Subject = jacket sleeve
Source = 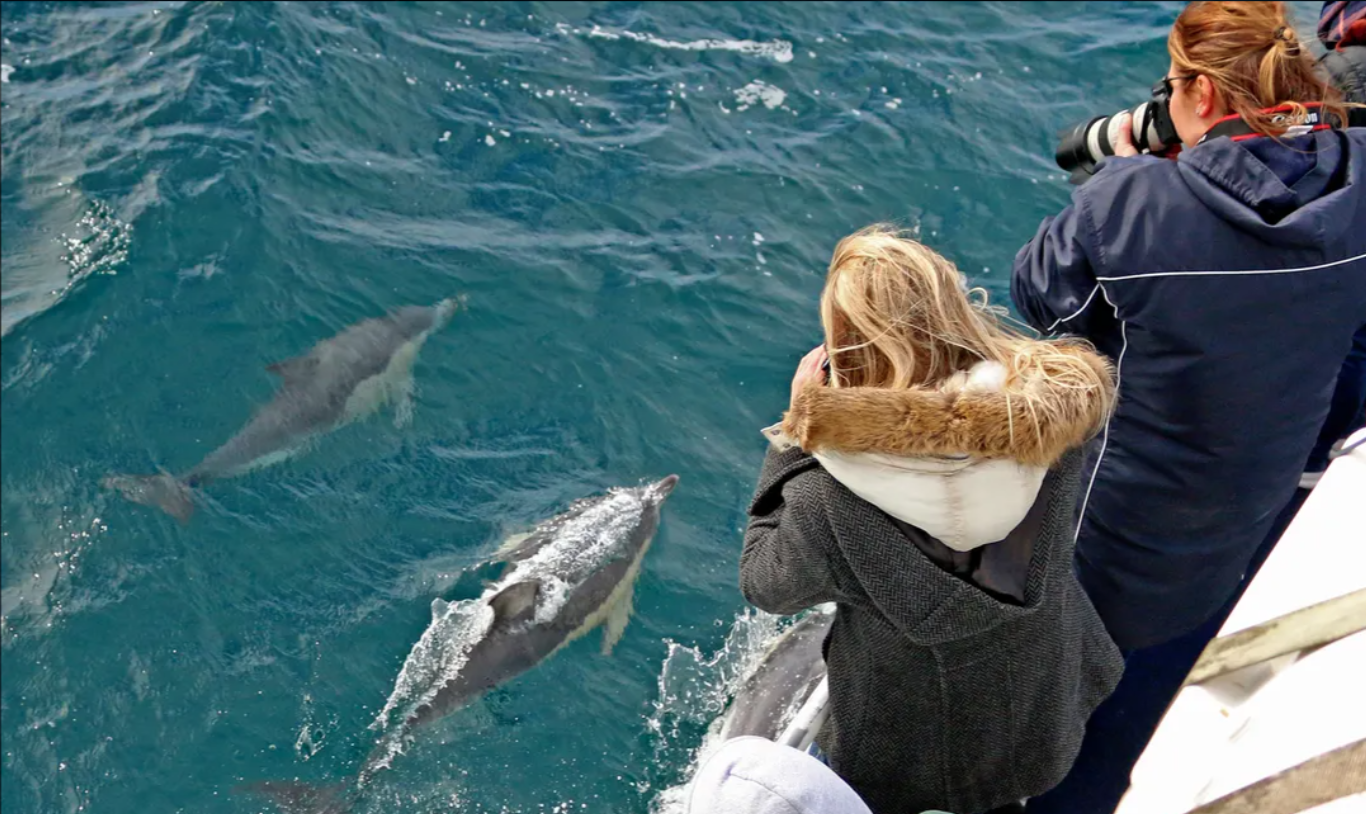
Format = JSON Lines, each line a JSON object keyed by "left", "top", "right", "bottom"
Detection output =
{"left": 1306, "top": 324, "right": 1366, "bottom": 472}
{"left": 739, "top": 446, "right": 846, "bottom": 615}
{"left": 1011, "top": 198, "right": 1105, "bottom": 337}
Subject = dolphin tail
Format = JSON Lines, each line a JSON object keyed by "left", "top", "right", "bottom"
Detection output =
{"left": 102, "top": 471, "right": 196, "bottom": 523}
{"left": 238, "top": 779, "right": 355, "bottom": 814}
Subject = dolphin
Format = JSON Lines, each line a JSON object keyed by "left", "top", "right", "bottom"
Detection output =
{"left": 245, "top": 475, "right": 679, "bottom": 813}
{"left": 103, "top": 298, "right": 460, "bottom": 521}
{"left": 719, "top": 606, "right": 832, "bottom": 741}
{"left": 649, "top": 607, "right": 833, "bottom": 814}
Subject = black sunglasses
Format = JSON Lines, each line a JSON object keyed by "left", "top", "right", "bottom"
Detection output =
{"left": 1152, "top": 74, "right": 1199, "bottom": 102}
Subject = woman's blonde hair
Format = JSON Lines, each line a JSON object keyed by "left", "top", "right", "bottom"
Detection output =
{"left": 819, "top": 226, "right": 1114, "bottom": 428}
{"left": 1170, "top": 1, "right": 1349, "bottom": 138}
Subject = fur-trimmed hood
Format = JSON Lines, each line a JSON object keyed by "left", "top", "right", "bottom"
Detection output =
{"left": 763, "top": 351, "right": 1112, "bottom": 551}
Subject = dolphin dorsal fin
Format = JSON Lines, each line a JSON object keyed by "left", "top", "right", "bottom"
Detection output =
{"left": 431, "top": 598, "right": 450, "bottom": 620}
{"left": 266, "top": 355, "right": 318, "bottom": 384}
{"left": 488, "top": 580, "right": 539, "bottom": 626}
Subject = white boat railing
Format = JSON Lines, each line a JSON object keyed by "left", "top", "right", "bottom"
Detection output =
{"left": 1117, "top": 427, "right": 1366, "bottom": 814}
{"left": 777, "top": 675, "right": 830, "bottom": 752}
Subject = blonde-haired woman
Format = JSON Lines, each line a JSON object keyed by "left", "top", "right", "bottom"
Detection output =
{"left": 740, "top": 227, "right": 1123, "bottom": 814}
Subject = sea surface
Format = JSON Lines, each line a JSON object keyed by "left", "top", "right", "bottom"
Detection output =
{"left": 0, "top": 2, "right": 1323, "bottom": 812}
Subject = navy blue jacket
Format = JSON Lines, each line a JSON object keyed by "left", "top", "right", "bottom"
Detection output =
{"left": 1307, "top": 326, "right": 1366, "bottom": 474}
{"left": 1012, "top": 128, "right": 1366, "bottom": 651}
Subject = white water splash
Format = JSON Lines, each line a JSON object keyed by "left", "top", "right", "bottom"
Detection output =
{"left": 293, "top": 691, "right": 338, "bottom": 762}
{"left": 60, "top": 198, "right": 132, "bottom": 283}
{"left": 572, "top": 24, "right": 793, "bottom": 63}
{"left": 646, "top": 608, "right": 784, "bottom": 814}
{"left": 733, "top": 81, "right": 786, "bottom": 112}
{"left": 533, "top": 575, "right": 572, "bottom": 624}
{"left": 651, "top": 717, "right": 727, "bottom": 814}
{"left": 366, "top": 599, "right": 494, "bottom": 772}
{"left": 1, "top": 64, "right": 14, "bottom": 83}
{"left": 502, "top": 488, "right": 649, "bottom": 623}
{"left": 0, "top": 499, "right": 110, "bottom": 641}
{"left": 3, "top": 191, "right": 133, "bottom": 338}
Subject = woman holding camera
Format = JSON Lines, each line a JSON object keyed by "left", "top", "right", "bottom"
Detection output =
{"left": 1012, "top": 2, "right": 1366, "bottom": 810}
{"left": 1014, "top": 0, "right": 1366, "bottom": 654}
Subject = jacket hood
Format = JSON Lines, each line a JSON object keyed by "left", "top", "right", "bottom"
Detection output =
{"left": 1177, "top": 129, "right": 1356, "bottom": 247}
{"left": 811, "top": 449, "right": 1046, "bottom": 551}
{"left": 765, "top": 351, "right": 1110, "bottom": 551}
{"left": 772, "top": 345, "right": 1111, "bottom": 467}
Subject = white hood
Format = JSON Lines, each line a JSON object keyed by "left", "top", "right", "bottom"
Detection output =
{"left": 813, "top": 449, "right": 1045, "bottom": 551}
{"left": 766, "top": 362, "right": 1051, "bottom": 551}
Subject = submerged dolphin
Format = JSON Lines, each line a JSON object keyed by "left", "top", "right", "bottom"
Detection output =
{"left": 650, "top": 607, "right": 833, "bottom": 813}
{"left": 247, "top": 475, "right": 679, "bottom": 813}
{"left": 720, "top": 606, "right": 832, "bottom": 741}
{"left": 104, "top": 299, "right": 460, "bottom": 521}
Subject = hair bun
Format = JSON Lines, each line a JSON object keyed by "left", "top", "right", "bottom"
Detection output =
{"left": 1273, "top": 25, "right": 1301, "bottom": 54}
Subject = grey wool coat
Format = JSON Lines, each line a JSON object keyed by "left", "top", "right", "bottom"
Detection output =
{"left": 741, "top": 445, "right": 1123, "bottom": 814}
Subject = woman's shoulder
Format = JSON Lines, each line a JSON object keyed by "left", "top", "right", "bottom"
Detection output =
{"left": 750, "top": 441, "right": 836, "bottom": 509}
{"left": 1069, "top": 153, "right": 1204, "bottom": 259}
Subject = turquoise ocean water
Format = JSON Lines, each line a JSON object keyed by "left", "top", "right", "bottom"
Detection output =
{"left": 0, "top": 2, "right": 1324, "bottom": 812}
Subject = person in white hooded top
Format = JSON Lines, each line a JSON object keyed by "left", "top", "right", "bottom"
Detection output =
{"left": 740, "top": 227, "right": 1124, "bottom": 814}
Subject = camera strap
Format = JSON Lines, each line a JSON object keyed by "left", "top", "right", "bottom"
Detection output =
{"left": 1199, "top": 102, "right": 1340, "bottom": 144}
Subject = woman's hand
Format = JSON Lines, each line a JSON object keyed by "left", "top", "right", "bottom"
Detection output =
{"left": 790, "top": 345, "right": 829, "bottom": 405}
{"left": 1113, "top": 113, "right": 1140, "bottom": 158}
